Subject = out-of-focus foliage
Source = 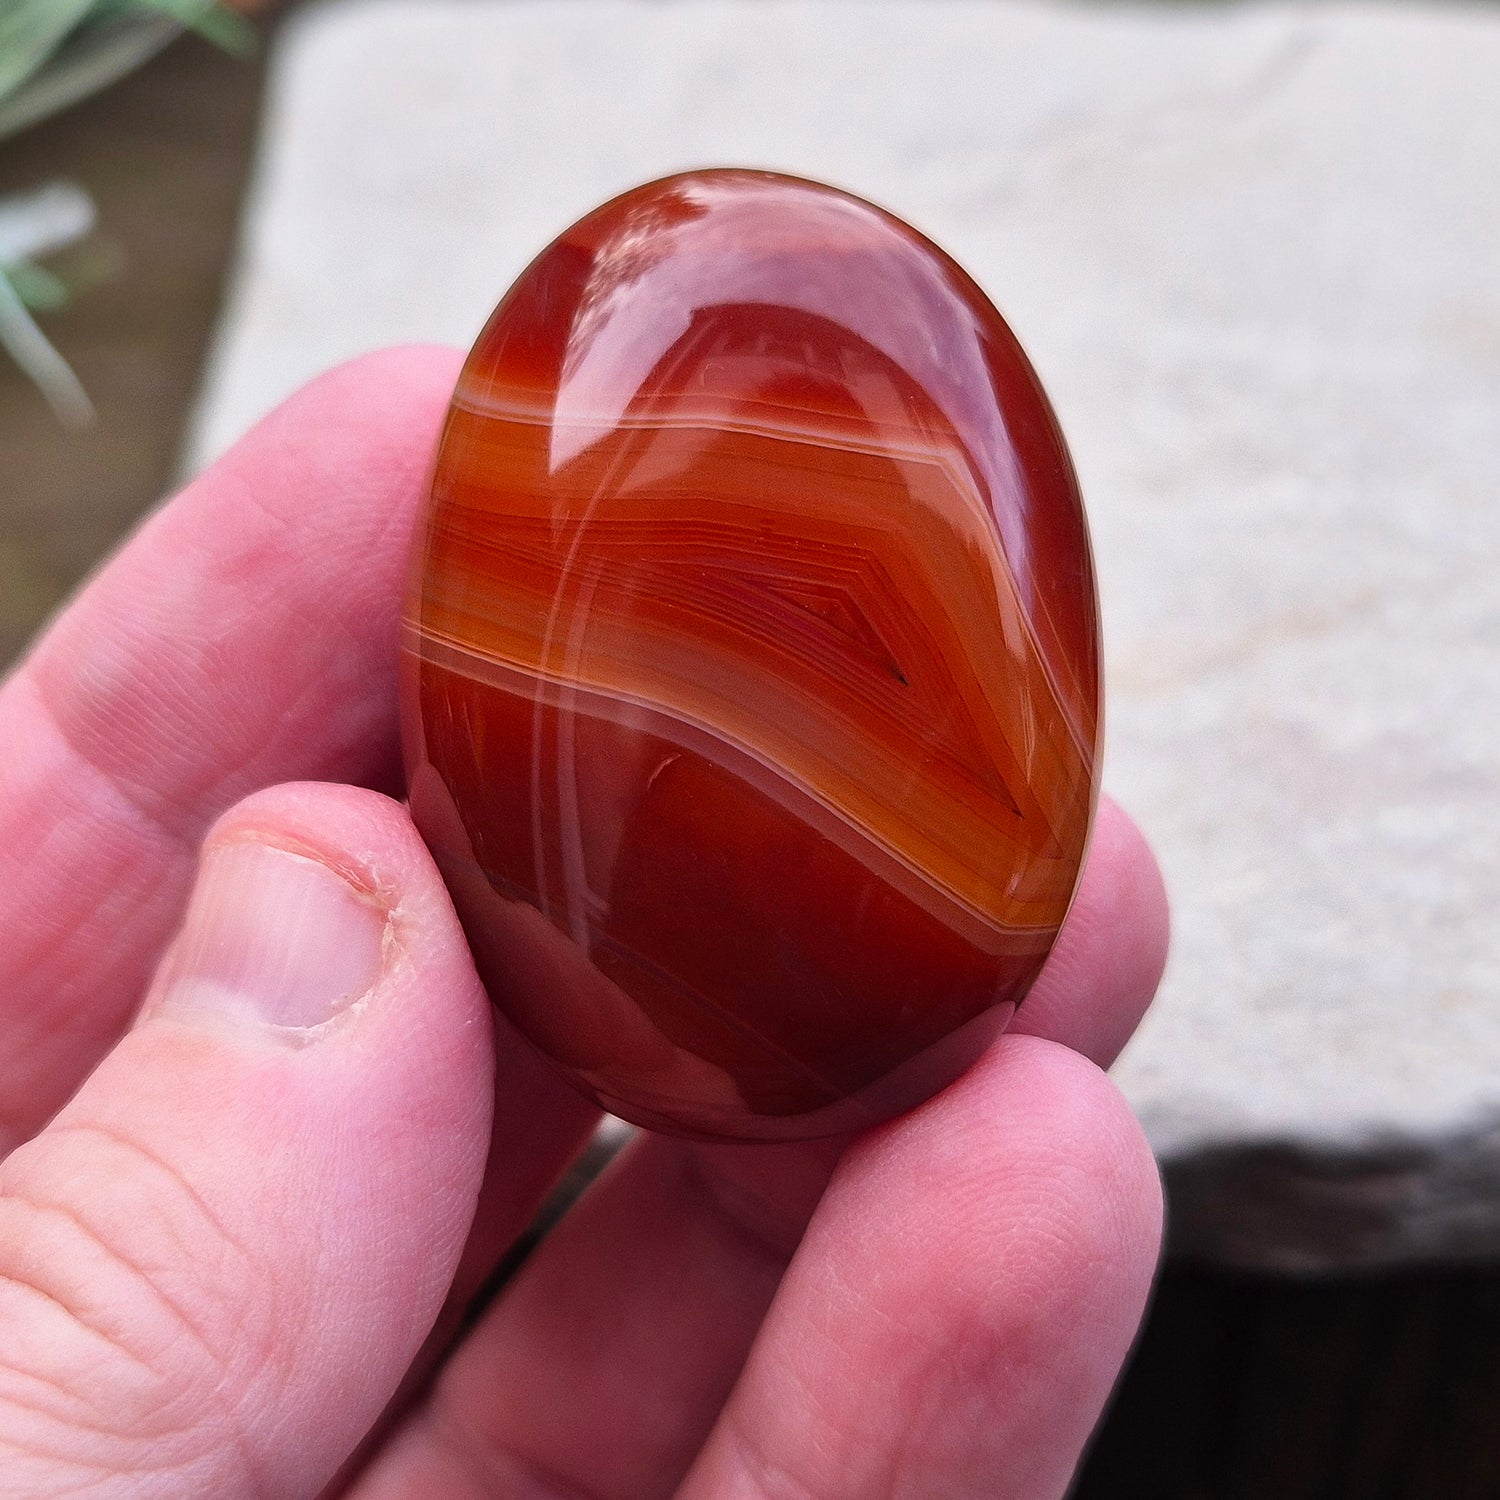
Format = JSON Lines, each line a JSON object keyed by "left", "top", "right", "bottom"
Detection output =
{"left": 1, "top": 0, "right": 252, "bottom": 110}
{"left": 0, "top": 1, "right": 255, "bottom": 419}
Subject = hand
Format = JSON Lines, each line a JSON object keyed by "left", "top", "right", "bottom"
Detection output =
{"left": 0, "top": 347, "right": 1169, "bottom": 1500}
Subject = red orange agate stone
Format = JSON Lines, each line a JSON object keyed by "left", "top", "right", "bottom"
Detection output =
{"left": 400, "top": 170, "right": 1101, "bottom": 1142}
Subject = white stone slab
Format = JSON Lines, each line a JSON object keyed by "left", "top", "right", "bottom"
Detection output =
{"left": 189, "top": 0, "right": 1500, "bottom": 1269}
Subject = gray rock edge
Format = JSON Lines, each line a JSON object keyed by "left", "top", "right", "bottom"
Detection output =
{"left": 1157, "top": 1118, "right": 1500, "bottom": 1271}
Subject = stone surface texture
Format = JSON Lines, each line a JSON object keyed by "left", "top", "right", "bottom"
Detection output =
{"left": 405, "top": 169, "right": 1099, "bottom": 1141}
{"left": 190, "top": 0, "right": 1500, "bottom": 1266}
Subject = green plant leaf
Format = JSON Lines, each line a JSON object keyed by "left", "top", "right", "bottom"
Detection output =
{"left": 133, "top": 0, "right": 256, "bottom": 56}
{"left": 0, "top": 0, "right": 100, "bottom": 101}
{"left": 0, "top": 265, "right": 92, "bottom": 425}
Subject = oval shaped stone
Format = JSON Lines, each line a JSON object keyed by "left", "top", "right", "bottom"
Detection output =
{"left": 401, "top": 169, "right": 1100, "bottom": 1142}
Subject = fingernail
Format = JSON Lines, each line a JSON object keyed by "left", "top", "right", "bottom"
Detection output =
{"left": 153, "top": 840, "right": 387, "bottom": 1031}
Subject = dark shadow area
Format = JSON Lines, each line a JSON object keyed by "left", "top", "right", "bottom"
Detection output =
{"left": 1077, "top": 1261, "right": 1500, "bottom": 1500}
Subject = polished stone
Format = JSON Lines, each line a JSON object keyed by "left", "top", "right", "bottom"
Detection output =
{"left": 200, "top": 0, "right": 1500, "bottom": 1259}
{"left": 401, "top": 170, "right": 1099, "bottom": 1140}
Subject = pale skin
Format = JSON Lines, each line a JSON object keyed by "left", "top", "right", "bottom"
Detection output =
{"left": 0, "top": 345, "right": 1170, "bottom": 1499}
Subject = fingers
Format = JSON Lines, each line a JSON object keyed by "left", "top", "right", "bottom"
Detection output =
{"left": 347, "top": 1130, "right": 831, "bottom": 1500}
{"left": 349, "top": 1050, "right": 1159, "bottom": 1500}
{"left": 0, "top": 783, "right": 494, "bottom": 1499}
{"left": 0, "top": 344, "right": 462, "bottom": 1150}
{"left": 677, "top": 1036, "right": 1163, "bottom": 1500}
{"left": 1011, "top": 793, "right": 1171, "bottom": 1067}
{"left": 344, "top": 799, "right": 1168, "bottom": 1500}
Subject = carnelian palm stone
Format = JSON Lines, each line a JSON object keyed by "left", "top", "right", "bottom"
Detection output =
{"left": 401, "top": 169, "right": 1101, "bottom": 1143}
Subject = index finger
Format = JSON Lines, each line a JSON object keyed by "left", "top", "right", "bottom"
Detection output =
{"left": 0, "top": 345, "right": 462, "bottom": 1150}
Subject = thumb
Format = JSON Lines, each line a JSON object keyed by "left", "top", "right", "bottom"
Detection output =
{"left": 0, "top": 783, "right": 494, "bottom": 1499}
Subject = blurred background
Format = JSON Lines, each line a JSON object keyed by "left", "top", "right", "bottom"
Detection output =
{"left": 2, "top": 2, "right": 1497, "bottom": 1495}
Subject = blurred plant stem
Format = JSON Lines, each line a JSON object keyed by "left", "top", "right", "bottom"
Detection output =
{"left": 0, "top": 181, "right": 95, "bottom": 423}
